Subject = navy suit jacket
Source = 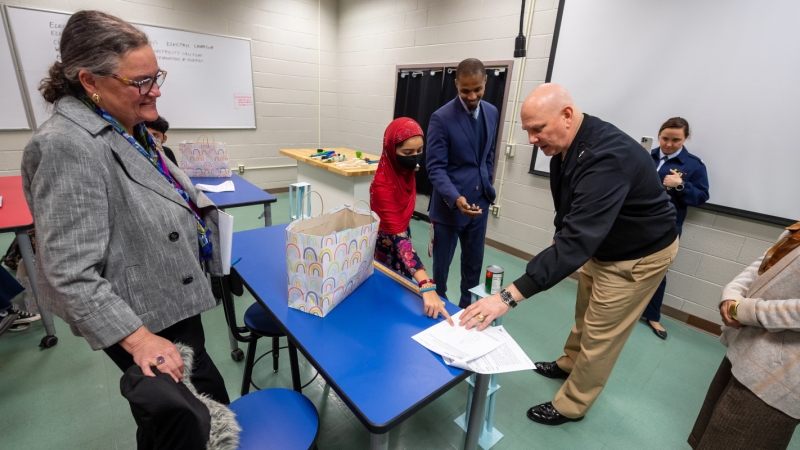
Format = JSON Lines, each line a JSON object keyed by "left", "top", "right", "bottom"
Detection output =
{"left": 651, "top": 146, "right": 710, "bottom": 229}
{"left": 426, "top": 97, "right": 498, "bottom": 226}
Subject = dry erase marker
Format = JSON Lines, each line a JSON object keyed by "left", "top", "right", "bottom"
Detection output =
{"left": 231, "top": 257, "right": 242, "bottom": 266}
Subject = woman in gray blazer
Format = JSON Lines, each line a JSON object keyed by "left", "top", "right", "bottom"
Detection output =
{"left": 22, "top": 10, "right": 228, "bottom": 447}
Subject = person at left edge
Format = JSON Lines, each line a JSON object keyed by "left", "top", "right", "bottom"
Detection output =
{"left": 642, "top": 117, "right": 710, "bottom": 339}
{"left": 370, "top": 117, "right": 453, "bottom": 325}
{"left": 426, "top": 58, "right": 499, "bottom": 309}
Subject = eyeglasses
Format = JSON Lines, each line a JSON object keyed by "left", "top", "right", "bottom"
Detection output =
{"left": 109, "top": 70, "right": 167, "bottom": 96}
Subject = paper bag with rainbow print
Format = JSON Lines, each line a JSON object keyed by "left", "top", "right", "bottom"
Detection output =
{"left": 285, "top": 204, "right": 380, "bottom": 317}
{"left": 177, "top": 137, "right": 232, "bottom": 177}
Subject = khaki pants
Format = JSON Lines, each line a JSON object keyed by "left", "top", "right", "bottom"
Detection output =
{"left": 552, "top": 238, "right": 679, "bottom": 418}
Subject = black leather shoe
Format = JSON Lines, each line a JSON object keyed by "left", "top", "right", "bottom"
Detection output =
{"left": 532, "top": 361, "right": 569, "bottom": 379}
{"left": 647, "top": 321, "right": 668, "bottom": 340}
{"left": 527, "top": 402, "right": 584, "bottom": 426}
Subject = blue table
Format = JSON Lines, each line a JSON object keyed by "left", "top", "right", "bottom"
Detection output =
{"left": 232, "top": 225, "right": 490, "bottom": 450}
{"left": 189, "top": 173, "right": 277, "bottom": 226}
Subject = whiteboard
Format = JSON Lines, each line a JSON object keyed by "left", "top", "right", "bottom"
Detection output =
{"left": 544, "top": 0, "right": 800, "bottom": 220}
{"left": 0, "top": 7, "right": 30, "bottom": 130}
{"left": 531, "top": 148, "right": 551, "bottom": 174}
{"left": 5, "top": 6, "right": 255, "bottom": 129}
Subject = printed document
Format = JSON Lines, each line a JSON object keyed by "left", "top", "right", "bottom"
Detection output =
{"left": 412, "top": 311, "right": 508, "bottom": 364}
{"left": 443, "top": 326, "right": 535, "bottom": 374}
{"left": 195, "top": 180, "right": 235, "bottom": 193}
{"left": 218, "top": 211, "right": 234, "bottom": 275}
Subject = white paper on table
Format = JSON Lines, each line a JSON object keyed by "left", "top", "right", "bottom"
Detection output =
{"left": 218, "top": 210, "right": 234, "bottom": 275}
{"left": 412, "top": 311, "right": 508, "bottom": 363}
{"left": 195, "top": 180, "right": 235, "bottom": 193}
{"left": 443, "top": 326, "right": 535, "bottom": 374}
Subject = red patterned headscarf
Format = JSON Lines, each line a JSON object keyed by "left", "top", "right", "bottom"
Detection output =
{"left": 370, "top": 118, "right": 424, "bottom": 235}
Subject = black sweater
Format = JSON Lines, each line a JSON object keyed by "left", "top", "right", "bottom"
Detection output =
{"left": 514, "top": 114, "right": 677, "bottom": 298}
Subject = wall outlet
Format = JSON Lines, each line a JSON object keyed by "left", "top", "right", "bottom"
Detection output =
{"left": 491, "top": 204, "right": 501, "bottom": 216}
{"left": 238, "top": 165, "right": 245, "bottom": 174}
{"left": 505, "top": 144, "right": 516, "bottom": 157}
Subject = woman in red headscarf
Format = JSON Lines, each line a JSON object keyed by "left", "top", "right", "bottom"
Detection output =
{"left": 370, "top": 118, "right": 452, "bottom": 324}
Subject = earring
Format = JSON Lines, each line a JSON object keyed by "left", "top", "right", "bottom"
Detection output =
{"left": 92, "top": 93, "right": 101, "bottom": 103}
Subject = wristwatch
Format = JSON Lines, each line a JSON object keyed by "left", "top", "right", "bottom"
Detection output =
{"left": 675, "top": 182, "right": 685, "bottom": 191}
{"left": 729, "top": 301, "right": 740, "bottom": 321}
{"left": 500, "top": 289, "right": 518, "bottom": 308}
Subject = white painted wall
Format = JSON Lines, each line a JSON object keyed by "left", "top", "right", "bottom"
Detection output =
{"left": 0, "top": 0, "right": 341, "bottom": 190}
{"left": 332, "top": 0, "right": 784, "bottom": 325}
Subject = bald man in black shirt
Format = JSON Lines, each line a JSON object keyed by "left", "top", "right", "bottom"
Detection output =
{"left": 460, "top": 84, "right": 678, "bottom": 425}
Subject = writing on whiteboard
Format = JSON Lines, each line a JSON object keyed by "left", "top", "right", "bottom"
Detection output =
{"left": 234, "top": 94, "right": 253, "bottom": 109}
{"left": 152, "top": 39, "right": 215, "bottom": 50}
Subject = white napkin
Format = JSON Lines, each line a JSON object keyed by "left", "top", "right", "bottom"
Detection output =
{"left": 195, "top": 180, "right": 235, "bottom": 193}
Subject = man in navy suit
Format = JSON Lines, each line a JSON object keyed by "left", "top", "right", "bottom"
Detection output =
{"left": 426, "top": 58, "right": 499, "bottom": 308}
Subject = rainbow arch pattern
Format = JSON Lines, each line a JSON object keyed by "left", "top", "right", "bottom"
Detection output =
{"left": 285, "top": 206, "right": 380, "bottom": 317}
{"left": 177, "top": 140, "right": 232, "bottom": 177}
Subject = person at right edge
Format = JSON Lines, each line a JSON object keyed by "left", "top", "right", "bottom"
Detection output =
{"left": 689, "top": 222, "right": 800, "bottom": 450}
{"left": 426, "top": 58, "right": 499, "bottom": 309}
{"left": 459, "top": 84, "right": 679, "bottom": 426}
{"left": 642, "top": 117, "right": 710, "bottom": 339}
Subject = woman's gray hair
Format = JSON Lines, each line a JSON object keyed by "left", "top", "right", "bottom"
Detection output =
{"left": 39, "top": 10, "right": 149, "bottom": 104}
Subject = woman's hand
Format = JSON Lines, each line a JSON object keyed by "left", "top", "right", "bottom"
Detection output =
{"left": 719, "top": 300, "right": 742, "bottom": 329}
{"left": 422, "top": 290, "right": 454, "bottom": 325}
{"left": 119, "top": 326, "right": 185, "bottom": 382}
{"left": 663, "top": 169, "right": 683, "bottom": 188}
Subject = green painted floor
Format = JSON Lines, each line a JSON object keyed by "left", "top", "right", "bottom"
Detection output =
{"left": 1, "top": 193, "right": 797, "bottom": 449}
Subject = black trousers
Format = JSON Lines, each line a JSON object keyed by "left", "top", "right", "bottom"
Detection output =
{"left": 104, "top": 315, "right": 230, "bottom": 449}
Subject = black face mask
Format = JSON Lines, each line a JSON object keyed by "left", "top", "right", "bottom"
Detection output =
{"left": 396, "top": 153, "right": 421, "bottom": 171}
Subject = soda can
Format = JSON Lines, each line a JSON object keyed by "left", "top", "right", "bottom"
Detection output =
{"left": 485, "top": 265, "right": 504, "bottom": 294}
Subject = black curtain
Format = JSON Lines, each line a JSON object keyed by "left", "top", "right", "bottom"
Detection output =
{"left": 394, "top": 67, "right": 508, "bottom": 198}
{"left": 440, "top": 67, "right": 507, "bottom": 117}
{"left": 393, "top": 70, "right": 444, "bottom": 197}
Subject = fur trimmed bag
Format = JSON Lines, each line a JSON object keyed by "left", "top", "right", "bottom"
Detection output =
{"left": 175, "top": 343, "right": 242, "bottom": 450}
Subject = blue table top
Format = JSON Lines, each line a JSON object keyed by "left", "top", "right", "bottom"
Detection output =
{"left": 232, "top": 225, "right": 468, "bottom": 433}
{"left": 189, "top": 173, "right": 276, "bottom": 209}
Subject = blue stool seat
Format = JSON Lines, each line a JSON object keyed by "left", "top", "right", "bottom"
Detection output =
{"left": 229, "top": 388, "right": 319, "bottom": 450}
{"left": 243, "top": 303, "right": 283, "bottom": 336}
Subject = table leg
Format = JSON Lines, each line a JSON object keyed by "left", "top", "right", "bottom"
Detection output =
{"left": 464, "top": 373, "right": 490, "bottom": 450}
{"left": 263, "top": 204, "right": 272, "bottom": 227}
{"left": 219, "top": 273, "right": 241, "bottom": 355}
{"left": 288, "top": 340, "right": 302, "bottom": 392}
{"left": 369, "top": 432, "right": 389, "bottom": 450}
{"left": 227, "top": 328, "right": 239, "bottom": 352}
{"left": 15, "top": 229, "right": 57, "bottom": 345}
{"left": 486, "top": 373, "right": 499, "bottom": 433}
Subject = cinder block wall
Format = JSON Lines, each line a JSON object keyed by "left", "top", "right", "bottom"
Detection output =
{"left": 0, "top": 0, "right": 341, "bottom": 190}
{"left": 2, "top": 0, "right": 784, "bottom": 323}
{"left": 335, "top": 0, "right": 785, "bottom": 325}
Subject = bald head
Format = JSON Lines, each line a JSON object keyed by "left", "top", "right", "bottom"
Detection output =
{"left": 523, "top": 84, "right": 576, "bottom": 117}
{"left": 520, "top": 83, "right": 583, "bottom": 157}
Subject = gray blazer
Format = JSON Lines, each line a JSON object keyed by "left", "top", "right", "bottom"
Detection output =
{"left": 22, "top": 96, "right": 223, "bottom": 350}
